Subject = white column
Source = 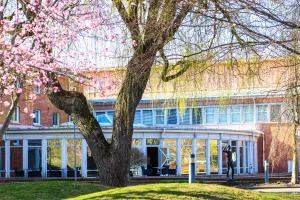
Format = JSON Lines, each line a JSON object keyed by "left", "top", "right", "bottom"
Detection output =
{"left": 81, "top": 139, "right": 88, "bottom": 177}
{"left": 61, "top": 139, "right": 67, "bottom": 177}
{"left": 218, "top": 139, "right": 222, "bottom": 175}
{"left": 41, "top": 139, "right": 47, "bottom": 178}
{"left": 22, "top": 139, "right": 28, "bottom": 177}
{"left": 206, "top": 139, "right": 210, "bottom": 176}
{"left": 249, "top": 141, "right": 254, "bottom": 174}
{"left": 142, "top": 138, "right": 147, "bottom": 166}
{"left": 159, "top": 138, "right": 164, "bottom": 167}
{"left": 236, "top": 141, "right": 240, "bottom": 175}
{"left": 254, "top": 142, "right": 258, "bottom": 173}
{"left": 176, "top": 138, "right": 181, "bottom": 176}
{"left": 5, "top": 140, "right": 10, "bottom": 178}
{"left": 243, "top": 141, "right": 247, "bottom": 175}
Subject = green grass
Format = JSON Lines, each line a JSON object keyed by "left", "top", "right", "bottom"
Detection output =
{"left": 0, "top": 181, "right": 299, "bottom": 200}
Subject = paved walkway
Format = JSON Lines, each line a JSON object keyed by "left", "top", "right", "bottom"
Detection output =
{"left": 253, "top": 187, "right": 300, "bottom": 193}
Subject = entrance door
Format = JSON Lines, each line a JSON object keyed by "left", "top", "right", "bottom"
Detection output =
{"left": 147, "top": 147, "right": 158, "bottom": 176}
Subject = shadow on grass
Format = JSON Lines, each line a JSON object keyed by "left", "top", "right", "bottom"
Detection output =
{"left": 70, "top": 184, "right": 261, "bottom": 200}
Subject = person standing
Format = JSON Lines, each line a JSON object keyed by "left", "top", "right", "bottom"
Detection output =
{"left": 223, "top": 145, "right": 234, "bottom": 180}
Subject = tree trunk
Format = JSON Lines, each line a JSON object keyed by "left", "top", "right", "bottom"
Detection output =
{"left": 47, "top": 48, "right": 157, "bottom": 186}
{"left": 291, "top": 123, "right": 298, "bottom": 184}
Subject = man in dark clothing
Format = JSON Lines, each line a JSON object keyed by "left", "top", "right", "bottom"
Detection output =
{"left": 223, "top": 145, "right": 234, "bottom": 180}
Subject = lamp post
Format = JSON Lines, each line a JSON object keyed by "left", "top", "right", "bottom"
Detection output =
{"left": 73, "top": 120, "right": 77, "bottom": 182}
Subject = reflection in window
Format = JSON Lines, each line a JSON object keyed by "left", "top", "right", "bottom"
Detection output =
{"left": 257, "top": 105, "right": 268, "bottom": 122}
{"left": 231, "top": 106, "right": 241, "bottom": 123}
{"left": 243, "top": 105, "right": 254, "bottom": 123}
{"left": 47, "top": 140, "right": 61, "bottom": 177}
{"left": 167, "top": 109, "right": 177, "bottom": 125}
{"left": 142, "top": 110, "right": 153, "bottom": 126}
{"left": 270, "top": 104, "right": 281, "bottom": 122}
{"left": 181, "top": 139, "right": 192, "bottom": 174}
{"left": 192, "top": 108, "right": 202, "bottom": 124}
{"left": 210, "top": 140, "right": 218, "bottom": 174}
{"left": 206, "top": 107, "right": 217, "bottom": 124}
{"left": 155, "top": 109, "right": 164, "bottom": 125}
{"left": 179, "top": 108, "right": 190, "bottom": 125}
{"left": 196, "top": 140, "right": 206, "bottom": 174}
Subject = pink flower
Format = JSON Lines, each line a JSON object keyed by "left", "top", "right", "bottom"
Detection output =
{"left": 23, "top": 107, "right": 28, "bottom": 113}
{"left": 16, "top": 88, "right": 23, "bottom": 94}
{"left": 0, "top": 111, "right": 4, "bottom": 115}
{"left": 29, "top": 113, "right": 36, "bottom": 118}
{"left": 3, "top": 101, "right": 10, "bottom": 108}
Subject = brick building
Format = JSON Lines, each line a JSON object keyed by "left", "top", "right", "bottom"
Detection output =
{"left": 0, "top": 59, "right": 298, "bottom": 178}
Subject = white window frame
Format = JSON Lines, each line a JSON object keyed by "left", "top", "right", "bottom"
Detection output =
{"left": 231, "top": 105, "right": 242, "bottom": 124}
{"left": 242, "top": 104, "right": 254, "bottom": 124}
{"left": 256, "top": 104, "right": 269, "bottom": 122}
{"left": 205, "top": 107, "right": 218, "bottom": 124}
{"left": 52, "top": 112, "right": 60, "bottom": 127}
{"left": 269, "top": 103, "right": 282, "bottom": 123}
{"left": 11, "top": 106, "right": 20, "bottom": 123}
{"left": 218, "top": 107, "right": 228, "bottom": 124}
{"left": 33, "top": 110, "right": 41, "bottom": 125}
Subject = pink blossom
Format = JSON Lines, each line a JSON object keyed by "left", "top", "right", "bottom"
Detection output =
{"left": 3, "top": 101, "right": 10, "bottom": 108}
{"left": 29, "top": 113, "right": 36, "bottom": 118}
{"left": 16, "top": 88, "right": 23, "bottom": 94}
{"left": 23, "top": 107, "right": 29, "bottom": 113}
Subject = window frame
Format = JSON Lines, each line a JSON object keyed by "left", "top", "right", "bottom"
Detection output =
{"left": 32, "top": 109, "right": 41, "bottom": 125}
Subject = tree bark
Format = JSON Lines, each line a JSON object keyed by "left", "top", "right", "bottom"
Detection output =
{"left": 291, "top": 123, "right": 298, "bottom": 184}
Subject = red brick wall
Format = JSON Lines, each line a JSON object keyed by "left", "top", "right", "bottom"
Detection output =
{"left": 256, "top": 123, "right": 292, "bottom": 173}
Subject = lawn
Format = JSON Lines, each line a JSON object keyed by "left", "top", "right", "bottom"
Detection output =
{"left": 0, "top": 181, "right": 299, "bottom": 200}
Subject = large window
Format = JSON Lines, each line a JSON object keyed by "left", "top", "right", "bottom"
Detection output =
{"left": 52, "top": 112, "right": 59, "bottom": 126}
{"left": 243, "top": 105, "right": 254, "bottom": 123}
{"left": 134, "top": 110, "right": 142, "bottom": 125}
{"left": 231, "top": 106, "right": 241, "bottom": 123}
{"left": 11, "top": 106, "right": 20, "bottom": 123}
{"left": 179, "top": 108, "right": 190, "bottom": 125}
{"left": 181, "top": 139, "right": 192, "bottom": 174}
{"left": 155, "top": 109, "right": 165, "bottom": 125}
{"left": 47, "top": 140, "right": 61, "bottom": 177}
{"left": 32, "top": 110, "right": 41, "bottom": 125}
{"left": 205, "top": 107, "right": 217, "bottom": 124}
{"left": 196, "top": 140, "right": 206, "bottom": 174}
{"left": 218, "top": 107, "right": 228, "bottom": 124}
{"left": 210, "top": 140, "right": 218, "bottom": 174}
{"left": 28, "top": 140, "right": 42, "bottom": 176}
{"left": 192, "top": 108, "right": 202, "bottom": 124}
{"left": 142, "top": 110, "right": 153, "bottom": 126}
{"left": 270, "top": 104, "right": 281, "bottom": 122}
{"left": 257, "top": 105, "right": 268, "bottom": 122}
{"left": 167, "top": 109, "right": 177, "bottom": 125}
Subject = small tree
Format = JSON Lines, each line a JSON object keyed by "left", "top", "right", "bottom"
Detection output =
{"left": 130, "top": 147, "right": 146, "bottom": 168}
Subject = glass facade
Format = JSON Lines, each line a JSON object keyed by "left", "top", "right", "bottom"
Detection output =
{"left": 47, "top": 140, "right": 61, "bottom": 177}
{"left": 196, "top": 140, "right": 206, "bottom": 174}
{"left": 181, "top": 139, "right": 192, "bottom": 174}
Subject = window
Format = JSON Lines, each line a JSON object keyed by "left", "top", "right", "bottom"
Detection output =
{"left": 11, "top": 106, "right": 20, "bottom": 123}
{"left": 134, "top": 110, "right": 141, "bottom": 124}
{"left": 179, "top": 108, "right": 190, "bottom": 125}
{"left": 243, "top": 105, "right": 254, "bottom": 123}
{"left": 107, "top": 111, "right": 114, "bottom": 121}
{"left": 32, "top": 110, "right": 41, "bottom": 125}
{"left": 53, "top": 112, "right": 59, "bottom": 126}
{"left": 33, "top": 85, "right": 41, "bottom": 94}
{"left": 205, "top": 107, "right": 217, "bottom": 124}
{"left": 142, "top": 110, "right": 153, "bottom": 126}
{"left": 257, "top": 105, "right": 268, "bottom": 122}
{"left": 218, "top": 107, "right": 228, "bottom": 124}
{"left": 167, "top": 109, "right": 177, "bottom": 124}
{"left": 231, "top": 106, "right": 241, "bottom": 123}
{"left": 155, "top": 109, "right": 165, "bottom": 125}
{"left": 270, "top": 104, "right": 281, "bottom": 122}
{"left": 192, "top": 108, "right": 202, "bottom": 124}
